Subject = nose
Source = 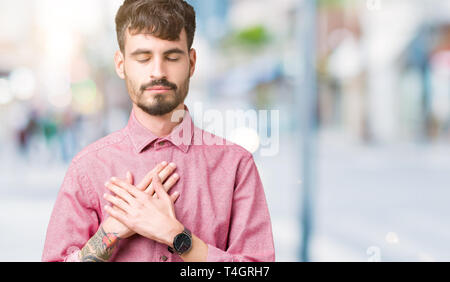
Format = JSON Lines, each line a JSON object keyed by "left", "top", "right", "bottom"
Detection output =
{"left": 149, "top": 57, "right": 167, "bottom": 80}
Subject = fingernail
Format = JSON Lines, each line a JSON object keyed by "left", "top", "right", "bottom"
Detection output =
{"left": 162, "top": 161, "right": 168, "bottom": 166}
{"left": 111, "top": 177, "right": 117, "bottom": 181}
{"left": 173, "top": 173, "right": 179, "bottom": 178}
{"left": 170, "top": 162, "right": 176, "bottom": 168}
{"left": 104, "top": 182, "right": 109, "bottom": 186}
{"left": 103, "top": 193, "right": 107, "bottom": 198}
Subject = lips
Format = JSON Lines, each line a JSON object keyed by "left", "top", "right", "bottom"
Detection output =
{"left": 144, "top": 86, "right": 173, "bottom": 94}
{"left": 146, "top": 86, "right": 172, "bottom": 91}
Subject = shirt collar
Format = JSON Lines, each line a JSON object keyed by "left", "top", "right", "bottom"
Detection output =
{"left": 125, "top": 105, "right": 194, "bottom": 154}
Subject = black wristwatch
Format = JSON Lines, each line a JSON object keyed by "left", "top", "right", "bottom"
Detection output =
{"left": 168, "top": 227, "right": 192, "bottom": 255}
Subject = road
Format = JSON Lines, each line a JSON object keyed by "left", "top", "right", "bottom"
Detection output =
{"left": 1, "top": 135, "right": 450, "bottom": 261}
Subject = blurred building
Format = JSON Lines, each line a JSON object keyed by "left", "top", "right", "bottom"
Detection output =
{"left": 1, "top": 0, "right": 450, "bottom": 262}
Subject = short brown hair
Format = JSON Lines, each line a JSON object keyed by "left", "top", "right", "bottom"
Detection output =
{"left": 115, "top": 0, "right": 196, "bottom": 53}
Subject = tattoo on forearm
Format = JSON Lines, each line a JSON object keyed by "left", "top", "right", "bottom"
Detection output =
{"left": 79, "top": 227, "right": 121, "bottom": 262}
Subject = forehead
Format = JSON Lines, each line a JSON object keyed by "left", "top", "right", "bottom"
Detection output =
{"left": 124, "top": 28, "right": 188, "bottom": 54}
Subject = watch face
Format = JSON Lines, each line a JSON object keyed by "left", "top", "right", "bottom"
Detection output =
{"left": 174, "top": 233, "right": 192, "bottom": 254}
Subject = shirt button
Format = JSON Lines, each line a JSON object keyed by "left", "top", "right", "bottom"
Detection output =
{"left": 160, "top": 255, "right": 168, "bottom": 262}
{"left": 159, "top": 141, "right": 166, "bottom": 146}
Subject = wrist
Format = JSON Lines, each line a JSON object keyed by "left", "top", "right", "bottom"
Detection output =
{"left": 102, "top": 221, "right": 123, "bottom": 238}
{"left": 102, "top": 218, "right": 133, "bottom": 239}
{"left": 166, "top": 221, "right": 184, "bottom": 248}
{"left": 79, "top": 226, "right": 120, "bottom": 262}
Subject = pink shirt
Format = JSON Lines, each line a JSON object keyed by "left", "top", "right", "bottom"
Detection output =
{"left": 42, "top": 106, "right": 275, "bottom": 262}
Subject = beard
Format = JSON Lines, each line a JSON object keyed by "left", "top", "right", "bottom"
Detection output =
{"left": 125, "top": 71, "right": 190, "bottom": 116}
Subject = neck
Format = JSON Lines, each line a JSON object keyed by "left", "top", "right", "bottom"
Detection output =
{"left": 132, "top": 103, "right": 186, "bottom": 137}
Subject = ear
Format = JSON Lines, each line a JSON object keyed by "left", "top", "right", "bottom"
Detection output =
{"left": 188, "top": 48, "right": 197, "bottom": 78}
{"left": 114, "top": 50, "right": 126, "bottom": 79}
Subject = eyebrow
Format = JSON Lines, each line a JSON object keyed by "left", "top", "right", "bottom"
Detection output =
{"left": 130, "top": 48, "right": 186, "bottom": 57}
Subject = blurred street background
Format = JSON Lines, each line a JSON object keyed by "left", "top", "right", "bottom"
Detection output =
{"left": 1, "top": 0, "right": 450, "bottom": 262}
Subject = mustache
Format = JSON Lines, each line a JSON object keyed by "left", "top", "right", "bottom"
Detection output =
{"left": 140, "top": 79, "right": 177, "bottom": 92}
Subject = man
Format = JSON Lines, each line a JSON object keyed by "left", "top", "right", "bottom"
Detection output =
{"left": 42, "top": 0, "right": 275, "bottom": 262}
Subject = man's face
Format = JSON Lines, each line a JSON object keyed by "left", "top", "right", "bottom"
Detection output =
{"left": 115, "top": 28, "right": 196, "bottom": 116}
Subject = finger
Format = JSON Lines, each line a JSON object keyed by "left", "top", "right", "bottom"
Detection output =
{"left": 136, "top": 161, "right": 168, "bottom": 191}
{"left": 104, "top": 205, "right": 129, "bottom": 226}
{"left": 159, "top": 162, "right": 177, "bottom": 184}
{"left": 126, "top": 171, "right": 133, "bottom": 185}
{"left": 162, "top": 173, "right": 179, "bottom": 192}
{"left": 145, "top": 182, "right": 157, "bottom": 196}
{"left": 170, "top": 191, "right": 180, "bottom": 203}
{"left": 149, "top": 172, "right": 163, "bottom": 196}
{"left": 103, "top": 193, "right": 130, "bottom": 213}
{"left": 105, "top": 181, "right": 136, "bottom": 205}
{"left": 145, "top": 163, "right": 177, "bottom": 194}
{"left": 111, "top": 177, "right": 144, "bottom": 199}
{"left": 152, "top": 174, "right": 170, "bottom": 201}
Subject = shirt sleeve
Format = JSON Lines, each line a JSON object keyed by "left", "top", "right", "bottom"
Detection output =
{"left": 206, "top": 153, "right": 275, "bottom": 262}
{"left": 41, "top": 160, "right": 100, "bottom": 262}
